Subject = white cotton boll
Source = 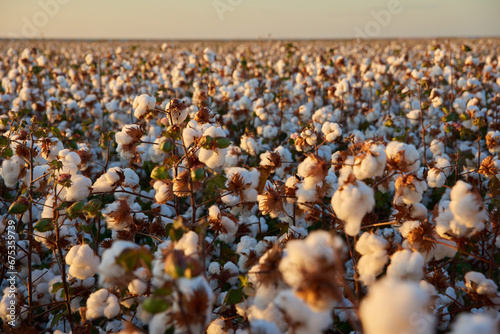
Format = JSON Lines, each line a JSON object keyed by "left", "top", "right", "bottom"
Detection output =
{"left": 262, "top": 125, "right": 278, "bottom": 139}
{"left": 86, "top": 289, "right": 120, "bottom": 320}
{"left": 321, "top": 122, "right": 342, "bottom": 142}
{"left": 355, "top": 233, "right": 388, "bottom": 285}
{"left": 406, "top": 109, "right": 421, "bottom": 126}
{"left": 427, "top": 168, "right": 446, "bottom": 188}
{"left": 66, "top": 244, "right": 100, "bottom": 280}
{"left": 241, "top": 135, "right": 259, "bottom": 156}
{"left": 449, "top": 181, "right": 488, "bottom": 232}
{"left": 430, "top": 139, "right": 444, "bottom": 157}
{"left": 133, "top": 94, "right": 156, "bottom": 119}
{"left": 98, "top": 241, "right": 139, "bottom": 288}
{"left": 58, "top": 149, "right": 81, "bottom": 175}
{"left": 174, "top": 231, "right": 199, "bottom": 257}
{"left": 149, "top": 311, "right": 169, "bottom": 334}
{"left": 224, "top": 262, "right": 240, "bottom": 285}
{"left": 386, "top": 141, "right": 420, "bottom": 172}
{"left": 395, "top": 174, "right": 428, "bottom": 205}
{"left": 331, "top": 180, "right": 375, "bottom": 236}
{"left": 250, "top": 319, "right": 281, "bottom": 334}
{"left": 1, "top": 156, "right": 23, "bottom": 188}
{"left": 464, "top": 272, "right": 498, "bottom": 295}
{"left": 353, "top": 144, "right": 387, "bottom": 180}
{"left": 273, "top": 290, "right": 333, "bottom": 334}
{"left": 65, "top": 174, "right": 92, "bottom": 201}
{"left": 386, "top": 250, "right": 424, "bottom": 281}
{"left": 432, "top": 238, "right": 457, "bottom": 260}
{"left": 449, "top": 313, "right": 498, "bottom": 334}
{"left": 486, "top": 131, "right": 500, "bottom": 154}
{"left": 153, "top": 181, "right": 171, "bottom": 204}
{"left": 278, "top": 231, "right": 344, "bottom": 310}
{"left": 360, "top": 277, "right": 435, "bottom": 334}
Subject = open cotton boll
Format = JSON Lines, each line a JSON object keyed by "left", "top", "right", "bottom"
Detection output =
{"left": 360, "top": 277, "right": 435, "bottom": 334}
{"left": 464, "top": 271, "right": 498, "bottom": 296}
{"left": 386, "top": 141, "right": 420, "bottom": 172}
{"left": 58, "top": 149, "right": 81, "bottom": 175}
{"left": 331, "top": 179, "right": 375, "bottom": 236}
{"left": 321, "top": 122, "right": 342, "bottom": 142}
{"left": 174, "top": 231, "right": 199, "bottom": 258}
{"left": 278, "top": 231, "right": 345, "bottom": 310}
{"left": 355, "top": 232, "right": 388, "bottom": 285}
{"left": 86, "top": 289, "right": 120, "bottom": 320}
{"left": 0, "top": 156, "right": 23, "bottom": 188}
{"left": 63, "top": 174, "right": 92, "bottom": 201}
{"left": 273, "top": 290, "right": 333, "bottom": 334}
{"left": 133, "top": 94, "right": 156, "bottom": 119}
{"left": 198, "top": 126, "right": 228, "bottom": 169}
{"left": 222, "top": 167, "right": 260, "bottom": 206}
{"left": 449, "top": 312, "right": 498, "bottom": 334}
{"left": 394, "top": 173, "right": 428, "bottom": 205}
{"left": 240, "top": 135, "right": 259, "bottom": 156}
{"left": 98, "top": 241, "right": 139, "bottom": 288}
{"left": 386, "top": 249, "right": 424, "bottom": 281}
{"left": 427, "top": 168, "right": 447, "bottom": 188}
{"left": 66, "top": 244, "right": 100, "bottom": 280}
{"left": 485, "top": 131, "right": 500, "bottom": 154}
{"left": 297, "top": 154, "right": 328, "bottom": 190}
{"left": 449, "top": 181, "right": 488, "bottom": 232}
{"left": 353, "top": 143, "right": 387, "bottom": 180}
{"left": 430, "top": 138, "right": 445, "bottom": 157}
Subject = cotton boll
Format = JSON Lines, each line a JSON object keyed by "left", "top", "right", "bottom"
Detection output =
{"left": 273, "top": 290, "right": 332, "bottom": 334}
{"left": 133, "top": 94, "right": 156, "bottom": 119}
{"left": 386, "top": 249, "right": 424, "bottom": 281}
{"left": 353, "top": 143, "right": 387, "bottom": 180}
{"left": 321, "top": 122, "right": 342, "bottom": 142}
{"left": 386, "top": 141, "right": 420, "bottom": 172}
{"left": 427, "top": 168, "right": 446, "bottom": 188}
{"left": 240, "top": 135, "right": 259, "bottom": 156}
{"left": 1, "top": 156, "right": 24, "bottom": 188}
{"left": 360, "top": 277, "right": 435, "bottom": 334}
{"left": 66, "top": 244, "right": 100, "bottom": 280}
{"left": 355, "top": 232, "right": 388, "bottom": 285}
{"left": 449, "top": 313, "right": 498, "bottom": 334}
{"left": 449, "top": 181, "right": 488, "bottom": 233}
{"left": 64, "top": 174, "right": 92, "bottom": 201}
{"left": 430, "top": 138, "right": 445, "bottom": 157}
{"left": 331, "top": 179, "right": 375, "bottom": 236}
{"left": 174, "top": 231, "right": 199, "bottom": 258}
{"left": 86, "top": 289, "right": 120, "bottom": 319}
{"left": 394, "top": 173, "right": 428, "bottom": 205}
{"left": 464, "top": 272, "right": 498, "bottom": 296}
{"left": 278, "top": 231, "right": 345, "bottom": 310}
{"left": 98, "top": 241, "right": 139, "bottom": 288}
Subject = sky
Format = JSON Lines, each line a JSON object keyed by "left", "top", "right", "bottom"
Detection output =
{"left": 0, "top": 0, "right": 499, "bottom": 40}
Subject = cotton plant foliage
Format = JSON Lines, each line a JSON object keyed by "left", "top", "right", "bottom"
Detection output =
{"left": 0, "top": 39, "right": 499, "bottom": 334}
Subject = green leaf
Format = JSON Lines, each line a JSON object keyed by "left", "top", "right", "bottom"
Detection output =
{"left": 0, "top": 136, "right": 8, "bottom": 147}
{"left": 224, "top": 288, "right": 244, "bottom": 305}
{"left": 34, "top": 218, "right": 54, "bottom": 232}
{"left": 211, "top": 173, "right": 227, "bottom": 189}
{"left": 83, "top": 199, "right": 102, "bottom": 218}
{"left": 8, "top": 198, "right": 29, "bottom": 214}
{"left": 142, "top": 297, "right": 170, "bottom": 314}
{"left": 67, "top": 201, "right": 85, "bottom": 214}
{"left": 2, "top": 147, "right": 13, "bottom": 158}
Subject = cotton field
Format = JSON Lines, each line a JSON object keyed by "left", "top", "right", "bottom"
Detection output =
{"left": 0, "top": 39, "right": 500, "bottom": 334}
